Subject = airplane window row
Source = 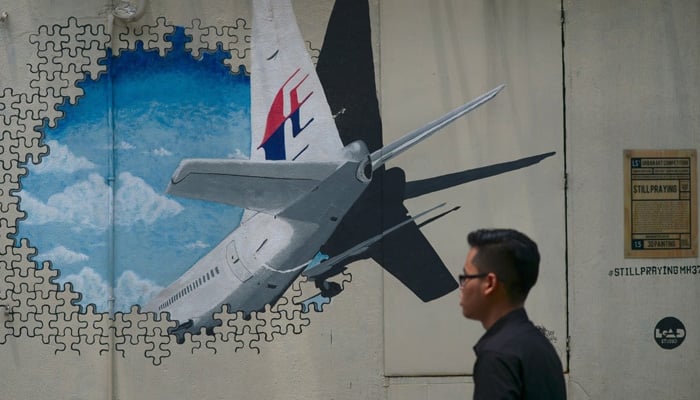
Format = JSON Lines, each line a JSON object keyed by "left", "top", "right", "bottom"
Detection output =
{"left": 158, "top": 266, "right": 222, "bottom": 311}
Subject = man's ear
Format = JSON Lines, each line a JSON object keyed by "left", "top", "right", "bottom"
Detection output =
{"left": 483, "top": 272, "right": 499, "bottom": 296}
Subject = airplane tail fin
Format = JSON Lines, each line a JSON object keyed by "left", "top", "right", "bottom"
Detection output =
{"left": 251, "top": 0, "right": 345, "bottom": 162}
{"left": 369, "top": 84, "right": 505, "bottom": 171}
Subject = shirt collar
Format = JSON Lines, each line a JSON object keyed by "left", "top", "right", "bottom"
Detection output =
{"left": 474, "top": 307, "right": 528, "bottom": 352}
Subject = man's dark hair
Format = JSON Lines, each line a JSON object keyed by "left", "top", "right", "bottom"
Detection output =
{"left": 467, "top": 228, "right": 540, "bottom": 304}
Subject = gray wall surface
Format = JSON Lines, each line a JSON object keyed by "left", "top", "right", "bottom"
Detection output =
{"left": 566, "top": 0, "right": 699, "bottom": 398}
{"left": 0, "top": 0, "right": 697, "bottom": 399}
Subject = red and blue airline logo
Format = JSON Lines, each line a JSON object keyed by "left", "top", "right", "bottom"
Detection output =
{"left": 258, "top": 68, "right": 314, "bottom": 160}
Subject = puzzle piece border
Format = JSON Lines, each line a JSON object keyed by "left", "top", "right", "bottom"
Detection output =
{"left": 1, "top": 13, "right": 349, "bottom": 366}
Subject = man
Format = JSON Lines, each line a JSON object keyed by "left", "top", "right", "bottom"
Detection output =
{"left": 459, "top": 228, "right": 566, "bottom": 399}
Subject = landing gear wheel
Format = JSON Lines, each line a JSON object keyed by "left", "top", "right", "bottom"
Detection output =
{"left": 317, "top": 280, "right": 342, "bottom": 298}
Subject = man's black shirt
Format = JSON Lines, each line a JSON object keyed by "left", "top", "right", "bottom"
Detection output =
{"left": 473, "top": 308, "right": 566, "bottom": 399}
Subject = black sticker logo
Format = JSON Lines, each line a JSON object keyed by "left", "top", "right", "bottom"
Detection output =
{"left": 654, "top": 317, "right": 686, "bottom": 349}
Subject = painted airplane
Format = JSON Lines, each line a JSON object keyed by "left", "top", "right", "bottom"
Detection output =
{"left": 144, "top": 0, "right": 554, "bottom": 335}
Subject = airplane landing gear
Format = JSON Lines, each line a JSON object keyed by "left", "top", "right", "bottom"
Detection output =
{"left": 316, "top": 280, "right": 342, "bottom": 298}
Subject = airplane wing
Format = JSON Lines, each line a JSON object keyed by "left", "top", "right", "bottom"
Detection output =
{"left": 251, "top": 0, "right": 344, "bottom": 163}
{"left": 302, "top": 200, "right": 459, "bottom": 302}
{"left": 302, "top": 203, "right": 446, "bottom": 279}
{"left": 167, "top": 158, "right": 340, "bottom": 213}
{"left": 370, "top": 207, "right": 460, "bottom": 302}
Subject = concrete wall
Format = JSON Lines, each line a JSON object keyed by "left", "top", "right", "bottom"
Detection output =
{"left": 565, "top": 0, "right": 699, "bottom": 398}
{"left": 0, "top": 0, "right": 697, "bottom": 399}
{"left": 379, "top": 1, "right": 566, "bottom": 396}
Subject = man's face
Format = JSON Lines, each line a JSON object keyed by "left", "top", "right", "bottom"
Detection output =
{"left": 459, "top": 247, "right": 486, "bottom": 320}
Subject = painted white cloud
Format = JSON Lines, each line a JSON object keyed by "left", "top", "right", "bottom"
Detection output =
{"left": 114, "top": 270, "right": 164, "bottom": 312}
{"left": 32, "top": 140, "right": 96, "bottom": 174}
{"left": 21, "top": 191, "right": 66, "bottom": 225}
{"left": 186, "top": 240, "right": 209, "bottom": 250}
{"left": 42, "top": 246, "right": 89, "bottom": 265}
{"left": 152, "top": 147, "right": 172, "bottom": 157}
{"left": 23, "top": 172, "right": 182, "bottom": 230}
{"left": 22, "top": 174, "right": 111, "bottom": 231}
{"left": 60, "top": 267, "right": 111, "bottom": 310}
{"left": 227, "top": 148, "right": 247, "bottom": 159}
{"left": 116, "top": 141, "right": 135, "bottom": 150}
{"left": 60, "top": 267, "right": 164, "bottom": 312}
{"left": 115, "top": 172, "right": 183, "bottom": 226}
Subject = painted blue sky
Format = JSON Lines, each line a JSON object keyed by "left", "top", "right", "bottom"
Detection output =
{"left": 19, "top": 28, "right": 250, "bottom": 312}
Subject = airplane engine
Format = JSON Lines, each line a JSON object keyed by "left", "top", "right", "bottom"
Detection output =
{"left": 341, "top": 140, "right": 372, "bottom": 183}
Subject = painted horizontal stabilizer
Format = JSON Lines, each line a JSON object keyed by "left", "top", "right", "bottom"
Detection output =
{"left": 167, "top": 158, "right": 341, "bottom": 214}
{"left": 369, "top": 84, "right": 505, "bottom": 171}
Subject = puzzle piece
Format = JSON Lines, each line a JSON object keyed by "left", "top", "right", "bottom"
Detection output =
{"left": 81, "top": 39, "right": 110, "bottom": 80}
{"left": 0, "top": 260, "right": 13, "bottom": 302}
{"left": 13, "top": 91, "right": 52, "bottom": 127}
{"left": 0, "top": 221, "right": 17, "bottom": 261}
{"left": 0, "top": 88, "right": 22, "bottom": 126}
{"left": 59, "top": 17, "right": 89, "bottom": 58}
{"left": 236, "top": 310, "right": 268, "bottom": 353}
{"left": 120, "top": 304, "right": 149, "bottom": 345}
{"left": 8, "top": 282, "right": 39, "bottom": 320}
{"left": 117, "top": 25, "right": 141, "bottom": 52}
{"left": 0, "top": 182, "right": 22, "bottom": 223}
{"left": 39, "top": 282, "right": 82, "bottom": 320}
{"left": 272, "top": 307, "right": 312, "bottom": 336}
{"left": 2, "top": 196, "right": 23, "bottom": 225}
{"left": 50, "top": 308, "right": 88, "bottom": 354}
{"left": 109, "top": 325, "right": 128, "bottom": 358}
{"left": 112, "top": 307, "right": 140, "bottom": 355}
{"left": 33, "top": 304, "right": 59, "bottom": 345}
{"left": 77, "top": 304, "right": 110, "bottom": 351}
{"left": 0, "top": 309, "right": 15, "bottom": 345}
{"left": 306, "top": 41, "right": 321, "bottom": 65}
{"left": 0, "top": 115, "right": 28, "bottom": 141}
{"left": 185, "top": 326, "right": 217, "bottom": 355}
{"left": 144, "top": 327, "right": 172, "bottom": 366}
{"left": 250, "top": 304, "right": 284, "bottom": 343}
{"left": 115, "top": 17, "right": 175, "bottom": 58}
{"left": 33, "top": 261, "right": 61, "bottom": 291}
{"left": 137, "top": 310, "right": 177, "bottom": 335}
{"left": 144, "top": 17, "right": 176, "bottom": 57}
{"left": 211, "top": 304, "right": 241, "bottom": 344}
{"left": 212, "top": 304, "right": 267, "bottom": 352}
{"left": 183, "top": 19, "right": 208, "bottom": 59}
{"left": 5, "top": 239, "right": 38, "bottom": 278}
{"left": 29, "top": 23, "right": 70, "bottom": 54}
{"left": 39, "top": 92, "right": 68, "bottom": 128}
{"left": 0, "top": 14, "right": 339, "bottom": 364}
{"left": 186, "top": 18, "right": 251, "bottom": 73}
{"left": 13, "top": 311, "right": 44, "bottom": 338}
{"left": 289, "top": 271, "right": 353, "bottom": 315}
{"left": 53, "top": 63, "right": 86, "bottom": 105}
{"left": 0, "top": 164, "right": 22, "bottom": 186}
{"left": 25, "top": 19, "right": 107, "bottom": 126}
{"left": 28, "top": 70, "right": 69, "bottom": 103}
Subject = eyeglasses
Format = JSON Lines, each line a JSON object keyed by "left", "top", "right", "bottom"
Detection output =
{"left": 458, "top": 272, "right": 488, "bottom": 286}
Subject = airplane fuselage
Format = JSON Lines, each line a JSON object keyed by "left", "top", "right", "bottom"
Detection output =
{"left": 144, "top": 141, "right": 371, "bottom": 331}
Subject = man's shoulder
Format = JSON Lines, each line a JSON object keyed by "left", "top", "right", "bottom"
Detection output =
{"left": 476, "top": 310, "right": 555, "bottom": 357}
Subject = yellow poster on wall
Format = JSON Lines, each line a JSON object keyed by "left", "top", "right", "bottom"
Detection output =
{"left": 624, "top": 149, "right": 698, "bottom": 258}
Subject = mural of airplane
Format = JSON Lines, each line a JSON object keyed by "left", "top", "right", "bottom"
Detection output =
{"left": 144, "top": 0, "right": 555, "bottom": 335}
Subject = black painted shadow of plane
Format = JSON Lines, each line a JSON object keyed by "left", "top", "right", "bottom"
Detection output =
{"left": 313, "top": 0, "right": 556, "bottom": 301}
